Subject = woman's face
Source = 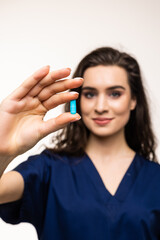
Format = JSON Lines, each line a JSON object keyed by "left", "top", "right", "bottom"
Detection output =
{"left": 80, "top": 65, "right": 136, "bottom": 138}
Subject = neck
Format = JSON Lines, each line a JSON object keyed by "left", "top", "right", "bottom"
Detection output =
{"left": 85, "top": 130, "right": 134, "bottom": 162}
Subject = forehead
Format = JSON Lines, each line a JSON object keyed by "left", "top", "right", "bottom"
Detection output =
{"left": 83, "top": 65, "right": 129, "bottom": 89}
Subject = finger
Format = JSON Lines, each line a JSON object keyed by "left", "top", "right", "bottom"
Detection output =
{"left": 38, "top": 77, "right": 83, "bottom": 102}
{"left": 42, "top": 91, "right": 79, "bottom": 110}
{"left": 28, "top": 68, "right": 71, "bottom": 97}
{"left": 39, "top": 112, "right": 81, "bottom": 138}
{"left": 10, "top": 66, "right": 50, "bottom": 100}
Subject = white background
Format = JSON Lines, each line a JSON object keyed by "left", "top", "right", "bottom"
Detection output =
{"left": 0, "top": 0, "right": 160, "bottom": 239}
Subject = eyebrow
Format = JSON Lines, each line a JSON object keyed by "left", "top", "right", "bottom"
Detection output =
{"left": 81, "top": 86, "right": 126, "bottom": 91}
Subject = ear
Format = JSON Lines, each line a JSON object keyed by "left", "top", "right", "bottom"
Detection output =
{"left": 130, "top": 97, "right": 137, "bottom": 111}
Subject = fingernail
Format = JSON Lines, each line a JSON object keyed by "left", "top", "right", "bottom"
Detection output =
{"left": 74, "top": 77, "right": 83, "bottom": 80}
{"left": 71, "top": 116, "right": 81, "bottom": 122}
{"left": 69, "top": 91, "right": 79, "bottom": 95}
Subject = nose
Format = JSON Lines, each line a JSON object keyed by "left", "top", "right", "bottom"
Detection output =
{"left": 94, "top": 94, "right": 108, "bottom": 114}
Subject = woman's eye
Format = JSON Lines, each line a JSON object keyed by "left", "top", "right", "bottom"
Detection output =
{"left": 83, "top": 92, "right": 95, "bottom": 99}
{"left": 110, "top": 91, "right": 121, "bottom": 98}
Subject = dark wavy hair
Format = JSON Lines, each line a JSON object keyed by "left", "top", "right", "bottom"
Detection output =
{"left": 50, "top": 47, "right": 157, "bottom": 162}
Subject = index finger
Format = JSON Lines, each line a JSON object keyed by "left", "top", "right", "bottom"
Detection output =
{"left": 9, "top": 66, "right": 50, "bottom": 100}
{"left": 28, "top": 67, "right": 71, "bottom": 97}
{"left": 10, "top": 66, "right": 71, "bottom": 100}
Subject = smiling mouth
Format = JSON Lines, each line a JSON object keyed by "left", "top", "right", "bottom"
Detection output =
{"left": 93, "top": 118, "right": 114, "bottom": 125}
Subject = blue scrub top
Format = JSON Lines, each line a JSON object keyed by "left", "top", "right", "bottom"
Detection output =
{"left": 0, "top": 150, "right": 160, "bottom": 240}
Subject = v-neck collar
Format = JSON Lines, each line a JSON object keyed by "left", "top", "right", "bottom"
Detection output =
{"left": 81, "top": 152, "right": 145, "bottom": 202}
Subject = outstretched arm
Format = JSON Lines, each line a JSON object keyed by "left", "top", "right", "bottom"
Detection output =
{"left": 0, "top": 66, "right": 83, "bottom": 203}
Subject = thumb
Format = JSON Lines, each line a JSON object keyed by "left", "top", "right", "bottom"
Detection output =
{"left": 39, "top": 112, "right": 81, "bottom": 138}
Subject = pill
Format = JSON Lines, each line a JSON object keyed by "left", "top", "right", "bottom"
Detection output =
{"left": 70, "top": 100, "right": 77, "bottom": 114}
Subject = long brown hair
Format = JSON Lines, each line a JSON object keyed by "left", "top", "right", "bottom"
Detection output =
{"left": 50, "top": 47, "right": 157, "bottom": 162}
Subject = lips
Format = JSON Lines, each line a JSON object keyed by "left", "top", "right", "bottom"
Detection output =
{"left": 93, "top": 117, "right": 114, "bottom": 125}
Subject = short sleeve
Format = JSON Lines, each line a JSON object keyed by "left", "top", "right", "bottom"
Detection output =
{"left": 0, "top": 151, "right": 51, "bottom": 233}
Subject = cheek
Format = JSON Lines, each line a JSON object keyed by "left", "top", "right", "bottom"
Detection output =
{"left": 110, "top": 97, "right": 132, "bottom": 116}
{"left": 109, "top": 100, "right": 132, "bottom": 131}
{"left": 80, "top": 97, "right": 94, "bottom": 115}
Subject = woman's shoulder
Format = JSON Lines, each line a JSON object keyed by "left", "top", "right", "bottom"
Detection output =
{"left": 39, "top": 149, "right": 85, "bottom": 166}
{"left": 14, "top": 149, "right": 84, "bottom": 181}
{"left": 137, "top": 153, "right": 160, "bottom": 178}
{"left": 15, "top": 149, "right": 84, "bottom": 174}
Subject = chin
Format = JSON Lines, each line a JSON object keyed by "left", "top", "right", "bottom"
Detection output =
{"left": 90, "top": 129, "right": 113, "bottom": 138}
{"left": 88, "top": 125, "right": 125, "bottom": 139}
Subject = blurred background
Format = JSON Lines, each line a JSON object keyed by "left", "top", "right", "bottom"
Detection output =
{"left": 0, "top": 0, "right": 160, "bottom": 238}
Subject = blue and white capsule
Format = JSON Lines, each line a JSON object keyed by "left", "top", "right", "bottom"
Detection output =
{"left": 70, "top": 100, "right": 77, "bottom": 114}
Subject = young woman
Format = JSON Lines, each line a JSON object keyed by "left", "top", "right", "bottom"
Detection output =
{"left": 0, "top": 47, "right": 160, "bottom": 240}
